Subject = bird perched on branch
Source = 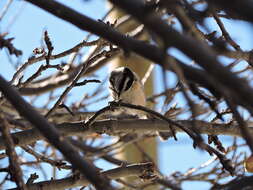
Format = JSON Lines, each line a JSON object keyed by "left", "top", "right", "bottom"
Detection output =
{"left": 109, "top": 67, "right": 146, "bottom": 117}
{"left": 109, "top": 66, "right": 170, "bottom": 140}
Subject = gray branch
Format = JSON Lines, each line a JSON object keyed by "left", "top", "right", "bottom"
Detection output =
{"left": 10, "top": 163, "right": 153, "bottom": 190}
{"left": 0, "top": 119, "right": 252, "bottom": 150}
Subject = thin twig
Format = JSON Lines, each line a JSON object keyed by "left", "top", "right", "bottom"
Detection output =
{"left": 44, "top": 31, "right": 54, "bottom": 65}
{"left": 45, "top": 49, "right": 116, "bottom": 118}
{"left": 213, "top": 11, "right": 241, "bottom": 51}
{"left": 0, "top": 0, "right": 13, "bottom": 21}
{"left": 11, "top": 38, "right": 104, "bottom": 84}
{"left": 21, "top": 146, "right": 71, "bottom": 170}
{"left": 0, "top": 74, "right": 114, "bottom": 190}
{"left": 226, "top": 97, "right": 253, "bottom": 153}
{"left": 86, "top": 101, "right": 234, "bottom": 174}
{"left": 0, "top": 35, "right": 22, "bottom": 57}
{"left": 74, "top": 79, "right": 101, "bottom": 87}
{"left": 21, "top": 63, "right": 63, "bottom": 87}
{"left": 58, "top": 104, "right": 74, "bottom": 116}
{"left": 10, "top": 162, "right": 154, "bottom": 190}
{"left": 0, "top": 115, "right": 26, "bottom": 190}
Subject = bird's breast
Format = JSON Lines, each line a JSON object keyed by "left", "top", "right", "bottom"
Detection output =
{"left": 119, "top": 82, "right": 146, "bottom": 106}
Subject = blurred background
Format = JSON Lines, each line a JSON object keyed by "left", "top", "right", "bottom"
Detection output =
{"left": 1, "top": 0, "right": 253, "bottom": 189}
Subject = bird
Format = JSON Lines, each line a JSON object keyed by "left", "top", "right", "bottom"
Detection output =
{"left": 109, "top": 66, "right": 146, "bottom": 118}
{"left": 109, "top": 66, "right": 170, "bottom": 140}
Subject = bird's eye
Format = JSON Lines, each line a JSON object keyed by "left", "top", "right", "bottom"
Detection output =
{"left": 109, "top": 76, "right": 114, "bottom": 84}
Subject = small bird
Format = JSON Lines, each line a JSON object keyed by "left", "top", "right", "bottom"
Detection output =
{"left": 109, "top": 66, "right": 170, "bottom": 140}
{"left": 109, "top": 67, "right": 146, "bottom": 117}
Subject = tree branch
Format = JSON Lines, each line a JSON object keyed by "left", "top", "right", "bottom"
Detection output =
{"left": 18, "top": 48, "right": 119, "bottom": 95}
{"left": 208, "top": 0, "right": 253, "bottom": 22}
{"left": 0, "top": 119, "right": 252, "bottom": 150}
{"left": 10, "top": 162, "right": 154, "bottom": 190}
{"left": 213, "top": 175, "right": 253, "bottom": 190}
{"left": 0, "top": 115, "right": 26, "bottom": 190}
{"left": 0, "top": 75, "right": 113, "bottom": 190}
{"left": 0, "top": 35, "right": 22, "bottom": 57}
{"left": 24, "top": 0, "right": 253, "bottom": 116}
{"left": 109, "top": 0, "right": 253, "bottom": 115}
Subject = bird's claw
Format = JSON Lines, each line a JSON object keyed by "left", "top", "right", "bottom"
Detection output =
{"left": 108, "top": 100, "right": 122, "bottom": 111}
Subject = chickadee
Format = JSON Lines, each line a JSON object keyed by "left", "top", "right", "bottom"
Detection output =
{"left": 109, "top": 66, "right": 170, "bottom": 140}
{"left": 109, "top": 67, "right": 146, "bottom": 117}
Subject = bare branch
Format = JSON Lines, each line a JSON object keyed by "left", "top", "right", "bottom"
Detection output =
{"left": 23, "top": 0, "right": 253, "bottom": 117}
{"left": 0, "top": 119, "right": 251, "bottom": 150}
{"left": 10, "top": 162, "right": 154, "bottom": 190}
{"left": 109, "top": 0, "right": 253, "bottom": 115}
{"left": 45, "top": 48, "right": 117, "bottom": 118}
{"left": 0, "top": 35, "right": 22, "bottom": 57}
{"left": 0, "top": 115, "right": 26, "bottom": 190}
{"left": 11, "top": 38, "right": 104, "bottom": 85}
{"left": 43, "top": 30, "right": 54, "bottom": 65}
{"left": 74, "top": 79, "right": 101, "bottom": 87}
{"left": 0, "top": 75, "right": 114, "bottom": 190}
{"left": 0, "top": 0, "right": 13, "bottom": 21}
